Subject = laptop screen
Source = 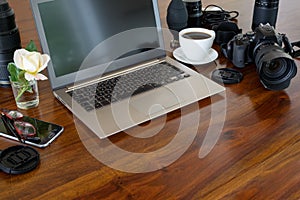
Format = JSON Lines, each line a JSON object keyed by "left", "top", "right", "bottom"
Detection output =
{"left": 31, "top": 0, "right": 165, "bottom": 89}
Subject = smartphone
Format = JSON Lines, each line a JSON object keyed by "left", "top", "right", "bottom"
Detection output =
{"left": 0, "top": 115, "right": 64, "bottom": 148}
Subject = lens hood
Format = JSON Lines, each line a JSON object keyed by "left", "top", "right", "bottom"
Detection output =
{"left": 255, "top": 45, "right": 297, "bottom": 90}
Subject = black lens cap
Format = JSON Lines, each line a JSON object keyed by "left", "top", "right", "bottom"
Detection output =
{"left": 0, "top": 145, "right": 40, "bottom": 174}
{"left": 211, "top": 68, "right": 243, "bottom": 84}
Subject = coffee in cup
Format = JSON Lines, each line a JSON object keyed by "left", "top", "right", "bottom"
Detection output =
{"left": 179, "top": 28, "right": 215, "bottom": 61}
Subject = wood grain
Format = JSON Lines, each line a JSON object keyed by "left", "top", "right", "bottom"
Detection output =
{"left": 1, "top": 0, "right": 300, "bottom": 199}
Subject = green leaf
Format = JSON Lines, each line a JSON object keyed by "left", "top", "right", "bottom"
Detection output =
{"left": 7, "top": 63, "right": 21, "bottom": 82}
{"left": 18, "top": 70, "right": 26, "bottom": 83}
{"left": 25, "top": 40, "right": 38, "bottom": 52}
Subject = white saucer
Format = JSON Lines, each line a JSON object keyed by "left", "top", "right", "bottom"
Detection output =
{"left": 173, "top": 47, "right": 218, "bottom": 65}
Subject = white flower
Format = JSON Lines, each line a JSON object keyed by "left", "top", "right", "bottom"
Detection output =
{"left": 13, "top": 49, "right": 50, "bottom": 81}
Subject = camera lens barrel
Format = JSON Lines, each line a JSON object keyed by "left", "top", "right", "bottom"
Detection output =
{"left": 255, "top": 45, "right": 297, "bottom": 90}
{"left": 183, "top": 0, "right": 202, "bottom": 28}
{"left": 0, "top": 0, "right": 21, "bottom": 86}
{"left": 251, "top": 0, "right": 279, "bottom": 31}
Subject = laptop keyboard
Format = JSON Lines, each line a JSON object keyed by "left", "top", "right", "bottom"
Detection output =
{"left": 68, "top": 62, "right": 190, "bottom": 111}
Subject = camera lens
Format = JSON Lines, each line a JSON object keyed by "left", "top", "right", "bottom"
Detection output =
{"left": 0, "top": 0, "right": 21, "bottom": 86}
{"left": 263, "top": 59, "right": 284, "bottom": 75}
{"left": 255, "top": 45, "right": 297, "bottom": 90}
{"left": 183, "top": 0, "right": 202, "bottom": 27}
{"left": 251, "top": 0, "right": 279, "bottom": 30}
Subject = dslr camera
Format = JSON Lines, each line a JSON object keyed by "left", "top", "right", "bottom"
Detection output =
{"left": 222, "top": 23, "right": 297, "bottom": 90}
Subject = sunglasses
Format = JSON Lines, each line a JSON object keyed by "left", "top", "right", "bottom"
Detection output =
{"left": 0, "top": 110, "right": 41, "bottom": 144}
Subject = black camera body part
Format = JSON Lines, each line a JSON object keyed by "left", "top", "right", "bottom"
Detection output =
{"left": 0, "top": 0, "right": 21, "bottom": 86}
{"left": 252, "top": 0, "right": 279, "bottom": 31}
{"left": 222, "top": 24, "right": 297, "bottom": 91}
{"left": 224, "top": 24, "right": 284, "bottom": 67}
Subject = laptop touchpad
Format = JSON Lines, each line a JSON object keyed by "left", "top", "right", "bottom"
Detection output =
{"left": 130, "top": 86, "right": 180, "bottom": 118}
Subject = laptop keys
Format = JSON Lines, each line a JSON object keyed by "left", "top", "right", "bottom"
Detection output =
{"left": 68, "top": 62, "right": 190, "bottom": 112}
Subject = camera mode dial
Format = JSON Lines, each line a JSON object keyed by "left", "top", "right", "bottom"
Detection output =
{"left": 246, "top": 31, "right": 255, "bottom": 38}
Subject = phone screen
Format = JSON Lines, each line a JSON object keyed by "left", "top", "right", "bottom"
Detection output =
{"left": 0, "top": 115, "right": 64, "bottom": 148}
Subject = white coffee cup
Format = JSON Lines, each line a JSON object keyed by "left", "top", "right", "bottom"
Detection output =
{"left": 179, "top": 28, "right": 215, "bottom": 61}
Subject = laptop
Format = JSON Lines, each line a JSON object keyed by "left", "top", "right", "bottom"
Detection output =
{"left": 30, "top": 0, "right": 225, "bottom": 138}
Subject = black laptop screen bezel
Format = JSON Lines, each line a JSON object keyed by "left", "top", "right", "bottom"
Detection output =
{"left": 30, "top": 0, "right": 166, "bottom": 90}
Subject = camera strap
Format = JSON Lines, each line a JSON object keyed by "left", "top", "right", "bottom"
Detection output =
{"left": 282, "top": 34, "right": 300, "bottom": 58}
{"left": 290, "top": 41, "right": 300, "bottom": 58}
{"left": 201, "top": 5, "right": 239, "bottom": 28}
{"left": 212, "top": 21, "right": 242, "bottom": 45}
{"left": 200, "top": 5, "right": 241, "bottom": 45}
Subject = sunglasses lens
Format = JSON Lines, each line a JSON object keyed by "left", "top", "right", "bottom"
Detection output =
{"left": 5, "top": 111, "right": 23, "bottom": 120}
{"left": 14, "top": 121, "right": 36, "bottom": 137}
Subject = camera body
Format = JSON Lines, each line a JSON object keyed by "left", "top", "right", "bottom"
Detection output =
{"left": 223, "top": 24, "right": 297, "bottom": 90}
{"left": 225, "top": 23, "right": 282, "bottom": 68}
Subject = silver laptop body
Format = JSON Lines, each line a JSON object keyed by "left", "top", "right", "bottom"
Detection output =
{"left": 30, "top": 0, "right": 225, "bottom": 138}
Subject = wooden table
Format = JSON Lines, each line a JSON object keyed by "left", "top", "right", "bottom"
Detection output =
{"left": 1, "top": 0, "right": 300, "bottom": 199}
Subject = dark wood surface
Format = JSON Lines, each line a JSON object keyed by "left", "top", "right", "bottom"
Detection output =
{"left": 1, "top": 0, "right": 300, "bottom": 199}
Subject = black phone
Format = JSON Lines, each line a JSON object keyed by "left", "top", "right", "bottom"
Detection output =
{"left": 0, "top": 115, "right": 64, "bottom": 148}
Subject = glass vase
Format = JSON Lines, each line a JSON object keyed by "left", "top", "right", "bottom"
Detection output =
{"left": 11, "top": 79, "right": 39, "bottom": 109}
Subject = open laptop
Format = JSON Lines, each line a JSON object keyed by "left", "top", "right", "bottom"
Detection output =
{"left": 30, "top": 0, "right": 225, "bottom": 138}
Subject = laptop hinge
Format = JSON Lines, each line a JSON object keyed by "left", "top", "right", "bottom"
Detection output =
{"left": 66, "top": 58, "right": 165, "bottom": 92}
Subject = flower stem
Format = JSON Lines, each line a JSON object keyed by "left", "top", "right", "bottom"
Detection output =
{"left": 12, "top": 81, "right": 33, "bottom": 102}
{"left": 15, "top": 86, "right": 29, "bottom": 101}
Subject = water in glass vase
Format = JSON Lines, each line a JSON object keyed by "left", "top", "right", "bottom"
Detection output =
{"left": 11, "top": 79, "right": 39, "bottom": 109}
